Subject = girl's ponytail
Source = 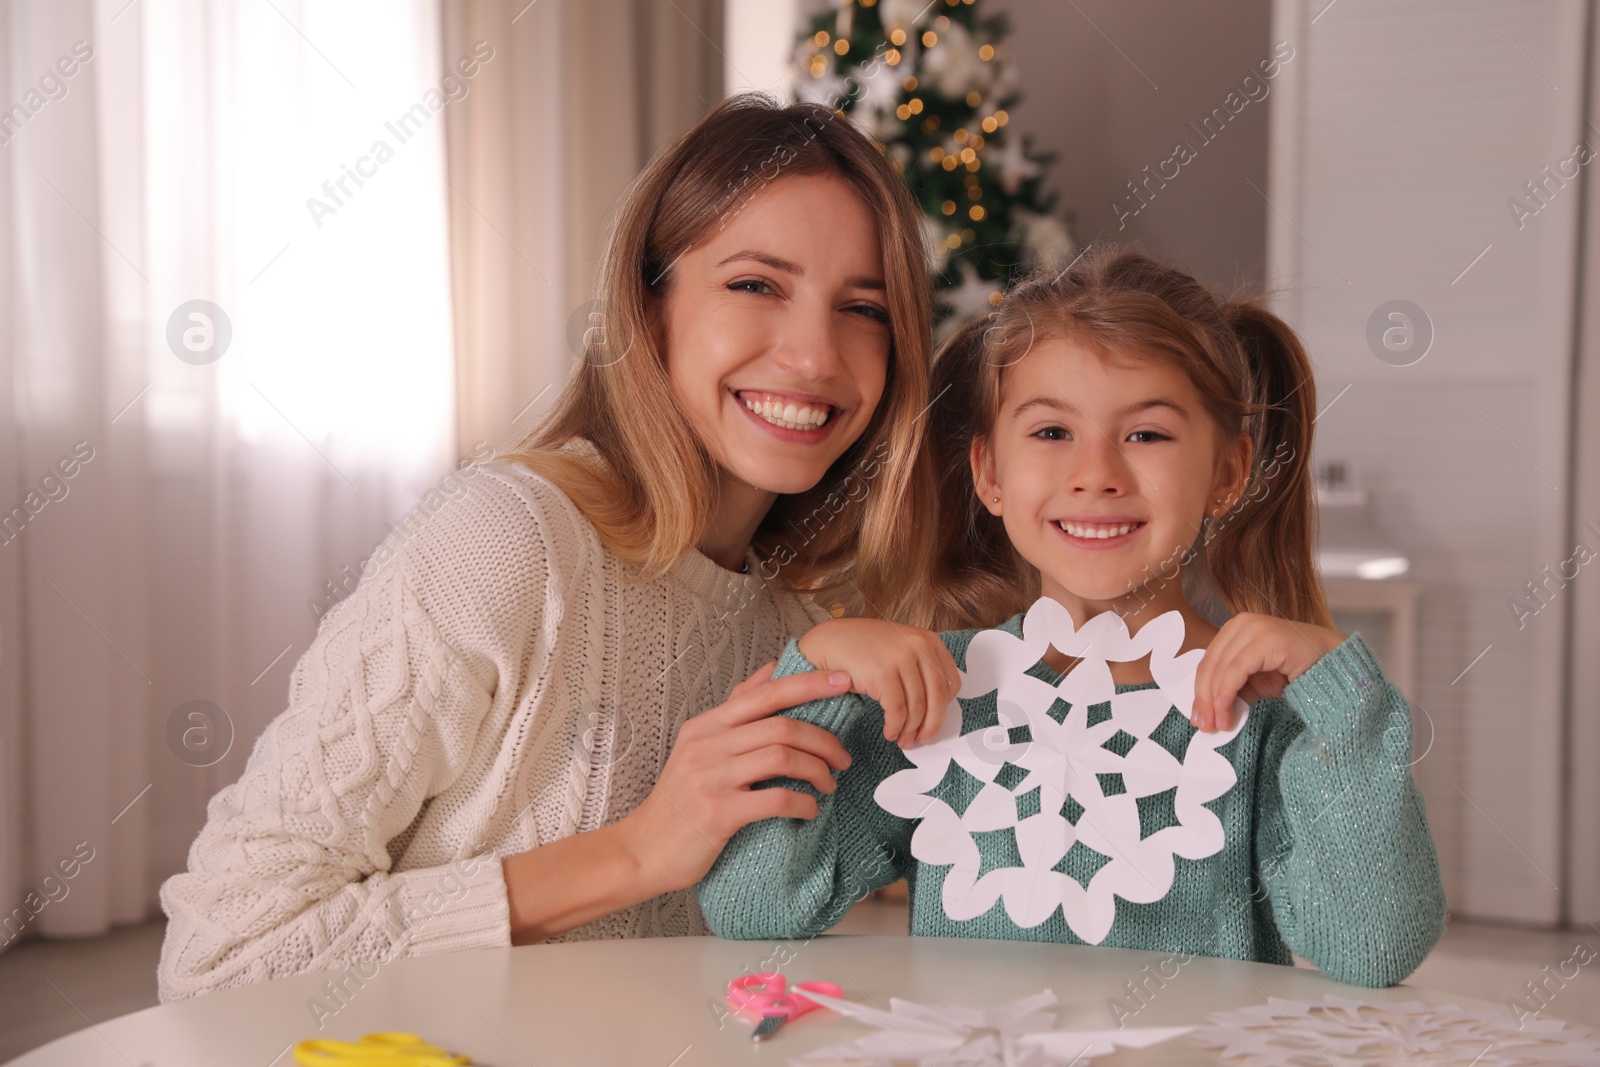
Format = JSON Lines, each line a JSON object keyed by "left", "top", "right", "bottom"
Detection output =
{"left": 1209, "top": 299, "right": 1332, "bottom": 628}
{"left": 924, "top": 318, "right": 1038, "bottom": 631}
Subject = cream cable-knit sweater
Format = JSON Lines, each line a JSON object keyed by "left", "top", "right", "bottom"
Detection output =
{"left": 157, "top": 457, "right": 831, "bottom": 1001}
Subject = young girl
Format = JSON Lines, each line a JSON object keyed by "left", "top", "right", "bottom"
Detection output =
{"left": 698, "top": 246, "right": 1446, "bottom": 988}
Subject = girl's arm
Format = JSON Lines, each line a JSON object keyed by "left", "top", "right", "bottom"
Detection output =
{"left": 1249, "top": 631, "right": 1447, "bottom": 987}
{"left": 696, "top": 636, "right": 929, "bottom": 940}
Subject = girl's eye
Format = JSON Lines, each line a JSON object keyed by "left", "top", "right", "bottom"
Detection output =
{"left": 1126, "top": 429, "right": 1171, "bottom": 444}
{"left": 1032, "top": 426, "right": 1070, "bottom": 442}
{"left": 848, "top": 304, "right": 891, "bottom": 324}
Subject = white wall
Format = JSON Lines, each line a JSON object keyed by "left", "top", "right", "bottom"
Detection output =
{"left": 1270, "top": 0, "right": 1588, "bottom": 924}
{"left": 989, "top": 0, "right": 1273, "bottom": 290}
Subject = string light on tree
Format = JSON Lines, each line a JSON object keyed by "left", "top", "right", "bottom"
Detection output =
{"left": 792, "top": 0, "right": 1075, "bottom": 336}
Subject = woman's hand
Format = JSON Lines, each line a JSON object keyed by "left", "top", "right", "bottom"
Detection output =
{"left": 617, "top": 661, "right": 860, "bottom": 897}
{"left": 504, "top": 662, "right": 858, "bottom": 943}
{"left": 1191, "top": 613, "right": 1346, "bottom": 732}
{"left": 798, "top": 618, "right": 961, "bottom": 747}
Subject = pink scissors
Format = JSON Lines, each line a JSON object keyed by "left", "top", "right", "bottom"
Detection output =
{"left": 726, "top": 972, "right": 843, "bottom": 1042}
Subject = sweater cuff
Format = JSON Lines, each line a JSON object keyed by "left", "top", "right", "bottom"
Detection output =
{"left": 392, "top": 852, "right": 511, "bottom": 956}
{"left": 1283, "top": 632, "right": 1388, "bottom": 735}
{"left": 773, "top": 636, "right": 817, "bottom": 680}
{"left": 771, "top": 637, "right": 861, "bottom": 735}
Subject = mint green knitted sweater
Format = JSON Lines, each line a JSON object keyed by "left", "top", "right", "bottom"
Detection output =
{"left": 697, "top": 616, "right": 1446, "bottom": 988}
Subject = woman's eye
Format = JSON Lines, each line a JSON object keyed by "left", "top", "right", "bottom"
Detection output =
{"left": 1126, "top": 430, "right": 1170, "bottom": 444}
{"left": 1032, "top": 426, "right": 1069, "bottom": 442}
{"left": 728, "top": 278, "right": 775, "bottom": 295}
{"left": 848, "top": 304, "right": 891, "bottom": 324}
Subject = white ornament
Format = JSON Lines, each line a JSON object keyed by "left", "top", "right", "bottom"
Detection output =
{"left": 993, "top": 134, "right": 1043, "bottom": 195}
{"left": 921, "top": 20, "right": 991, "bottom": 99}
{"left": 1195, "top": 996, "right": 1600, "bottom": 1066}
{"left": 789, "top": 986, "right": 1191, "bottom": 1066}
{"left": 935, "top": 260, "right": 1001, "bottom": 322}
{"left": 795, "top": 61, "right": 849, "bottom": 108}
{"left": 850, "top": 59, "right": 902, "bottom": 130}
{"left": 873, "top": 599, "right": 1248, "bottom": 944}
{"left": 1012, "top": 209, "right": 1076, "bottom": 271}
{"left": 879, "top": 0, "right": 929, "bottom": 37}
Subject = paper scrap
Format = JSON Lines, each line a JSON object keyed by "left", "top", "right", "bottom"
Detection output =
{"left": 788, "top": 987, "right": 1190, "bottom": 1066}
{"left": 874, "top": 599, "right": 1248, "bottom": 942}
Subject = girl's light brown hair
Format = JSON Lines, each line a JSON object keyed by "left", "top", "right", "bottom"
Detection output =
{"left": 925, "top": 244, "right": 1331, "bottom": 632}
{"left": 499, "top": 93, "right": 939, "bottom": 625}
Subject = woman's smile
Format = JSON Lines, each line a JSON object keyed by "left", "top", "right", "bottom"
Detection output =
{"left": 731, "top": 388, "right": 840, "bottom": 437}
{"left": 662, "top": 171, "right": 890, "bottom": 499}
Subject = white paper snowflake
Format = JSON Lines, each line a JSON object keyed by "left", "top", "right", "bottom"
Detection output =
{"left": 1194, "top": 996, "right": 1600, "bottom": 1066}
{"left": 873, "top": 599, "right": 1247, "bottom": 943}
{"left": 788, "top": 987, "right": 1191, "bottom": 1067}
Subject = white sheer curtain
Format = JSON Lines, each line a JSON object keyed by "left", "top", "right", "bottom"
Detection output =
{"left": 443, "top": 0, "right": 725, "bottom": 453}
{"left": 0, "top": 0, "right": 458, "bottom": 941}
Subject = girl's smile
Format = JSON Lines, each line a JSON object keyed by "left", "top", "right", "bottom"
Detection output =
{"left": 973, "top": 338, "right": 1249, "bottom": 629}
{"left": 1049, "top": 516, "right": 1148, "bottom": 549}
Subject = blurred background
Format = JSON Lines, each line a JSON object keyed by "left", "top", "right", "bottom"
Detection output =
{"left": 2, "top": 0, "right": 1598, "bottom": 1058}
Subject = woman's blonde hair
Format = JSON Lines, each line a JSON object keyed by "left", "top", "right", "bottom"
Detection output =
{"left": 500, "top": 93, "right": 939, "bottom": 625}
{"left": 926, "top": 244, "right": 1332, "bottom": 632}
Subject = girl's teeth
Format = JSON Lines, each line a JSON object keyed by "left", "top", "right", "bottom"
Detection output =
{"left": 1058, "top": 521, "right": 1137, "bottom": 539}
{"left": 741, "top": 394, "right": 831, "bottom": 431}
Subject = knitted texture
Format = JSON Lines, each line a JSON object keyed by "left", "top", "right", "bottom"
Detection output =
{"left": 158, "top": 457, "right": 830, "bottom": 1002}
{"left": 697, "top": 616, "right": 1447, "bottom": 988}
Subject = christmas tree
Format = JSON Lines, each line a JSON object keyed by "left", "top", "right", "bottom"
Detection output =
{"left": 791, "top": 0, "right": 1075, "bottom": 334}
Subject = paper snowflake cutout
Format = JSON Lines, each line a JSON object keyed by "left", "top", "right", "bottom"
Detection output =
{"left": 873, "top": 599, "right": 1247, "bottom": 943}
{"left": 788, "top": 987, "right": 1191, "bottom": 1066}
{"left": 1194, "top": 996, "right": 1600, "bottom": 1066}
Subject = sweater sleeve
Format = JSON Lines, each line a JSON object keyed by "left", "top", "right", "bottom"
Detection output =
{"left": 697, "top": 638, "right": 916, "bottom": 940}
{"left": 157, "top": 464, "right": 573, "bottom": 1001}
{"left": 157, "top": 561, "right": 509, "bottom": 1002}
{"left": 1253, "top": 633, "right": 1447, "bottom": 987}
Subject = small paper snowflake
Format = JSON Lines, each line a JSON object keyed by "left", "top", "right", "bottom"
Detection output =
{"left": 874, "top": 599, "right": 1247, "bottom": 943}
{"left": 1194, "top": 996, "right": 1600, "bottom": 1066}
{"left": 788, "top": 987, "right": 1191, "bottom": 1066}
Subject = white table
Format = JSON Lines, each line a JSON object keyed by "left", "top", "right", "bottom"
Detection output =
{"left": 4, "top": 935, "right": 1501, "bottom": 1066}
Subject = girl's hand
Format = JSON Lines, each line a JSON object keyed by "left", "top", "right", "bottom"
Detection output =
{"left": 798, "top": 619, "right": 961, "bottom": 747}
{"left": 1191, "top": 613, "right": 1346, "bottom": 732}
{"left": 622, "top": 661, "right": 856, "bottom": 895}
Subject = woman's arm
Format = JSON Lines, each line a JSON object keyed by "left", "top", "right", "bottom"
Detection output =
{"left": 697, "top": 638, "right": 920, "bottom": 941}
{"left": 1253, "top": 634, "right": 1447, "bottom": 987}
{"left": 501, "top": 663, "right": 857, "bottom": 944}
{"left": 158, "top": 467, "right": 860, "bottom": 993}
{"left": 158, "top": 562, "right": 510, "bottom": 1001}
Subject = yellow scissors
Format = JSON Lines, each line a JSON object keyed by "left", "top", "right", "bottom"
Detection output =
{"left": 292, "top": 1032, "right": 471, "bottom": 1066}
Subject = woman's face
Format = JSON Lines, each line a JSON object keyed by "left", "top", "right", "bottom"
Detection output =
{"left": 655, "top": 171, "right": 892, "bottom": 498}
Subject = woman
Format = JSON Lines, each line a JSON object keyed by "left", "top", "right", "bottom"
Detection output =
{"left": 157, "top": 94, "right": 939, "bottom": 1000}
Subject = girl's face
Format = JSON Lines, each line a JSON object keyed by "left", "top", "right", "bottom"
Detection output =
{"left": 656, "top": 171, "right": 892, "bottom": 499}
{"left": 973, "top": 339, "right": 1248, "bottom": 622}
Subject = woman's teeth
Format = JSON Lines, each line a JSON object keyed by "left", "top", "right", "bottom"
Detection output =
{"left": 742, "top": 395, "right": 831, "bottom": 431}
{"left": 1056, "top": 520, "right": 1140, "bottom": 539}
